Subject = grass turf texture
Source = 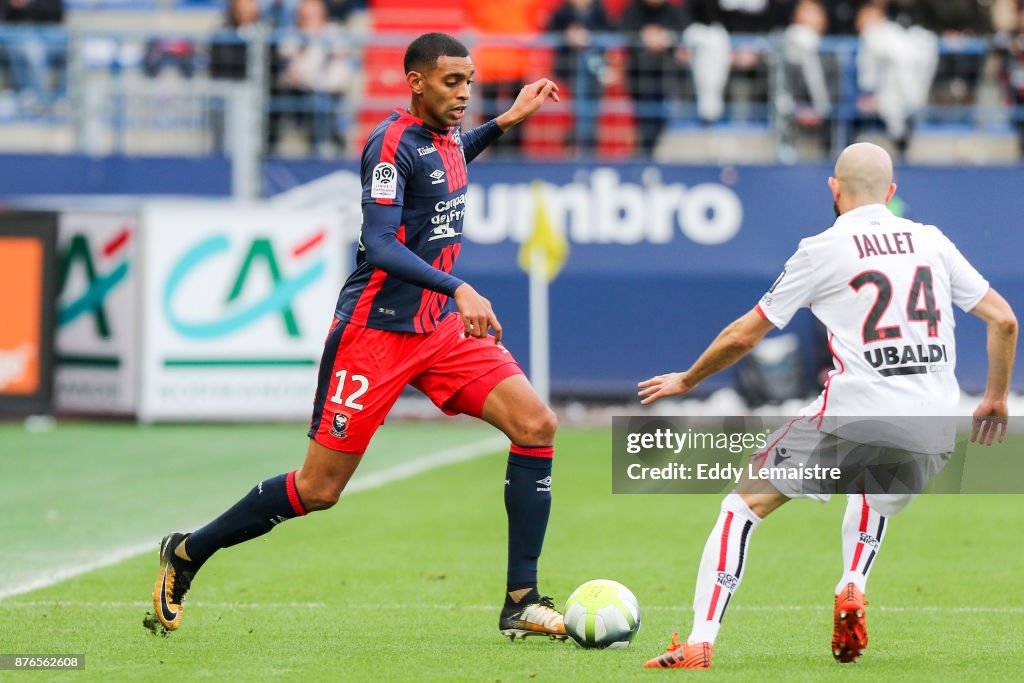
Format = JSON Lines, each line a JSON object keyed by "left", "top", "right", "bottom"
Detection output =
{"left": 0, "top": 422, "right": 1021, "bottom": 681}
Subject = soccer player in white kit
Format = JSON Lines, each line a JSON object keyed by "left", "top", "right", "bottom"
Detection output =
{"left": 637, "top": 143, "right": 1018, "bottom": 669}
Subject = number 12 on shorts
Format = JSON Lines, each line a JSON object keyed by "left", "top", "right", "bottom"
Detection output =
{"left": 331, "top": 370, "right": 369, "bottom": 409}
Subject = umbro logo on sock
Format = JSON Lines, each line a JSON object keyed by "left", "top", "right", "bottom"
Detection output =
{"left": 535, "top": 476, "right": 552, "bottom": 492}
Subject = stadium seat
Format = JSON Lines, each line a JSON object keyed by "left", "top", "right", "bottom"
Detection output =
{"left": 370, "top": 0, "right": 464, "bottom": 32}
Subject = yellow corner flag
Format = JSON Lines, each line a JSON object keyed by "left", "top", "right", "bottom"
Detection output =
{"left": 518, "top": 181, "right": 569, "bottom": 281}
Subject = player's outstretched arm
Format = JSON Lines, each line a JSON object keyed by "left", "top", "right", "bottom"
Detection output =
{"left": 453, "top": 282, "right": 502, "bottom": 343}
{"left": 462, "top": 79, "right": 559, "bottom": 163}
{"left": 495, "top": 79, "right": 560, "bottom": 131}
{"left": 968, "top": 287, "right": 1018, "bottom": 445}
{"left": 638, "top": 308, "right": 776, "bottom": 405}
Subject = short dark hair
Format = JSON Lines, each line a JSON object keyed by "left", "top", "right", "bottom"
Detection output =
{"left": 404, "top": 32, "right": 469, "bottom": 74}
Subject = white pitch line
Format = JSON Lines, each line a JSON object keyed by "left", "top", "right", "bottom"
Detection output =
{"left": 342, "top": 436, "right": 506, "bottom": 495}
{"left": 3, "top": 601, "right": 1022, "bottom": 615}
{"left": 0, "top": 437, "right": 507, "bottom": 602}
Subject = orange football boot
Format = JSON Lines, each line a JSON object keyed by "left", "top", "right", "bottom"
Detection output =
{"left": 643, "top": 632, "right": 713, "bottom": 669}
{"left": 832, "top": 582, "right": 868, "bottom": 663}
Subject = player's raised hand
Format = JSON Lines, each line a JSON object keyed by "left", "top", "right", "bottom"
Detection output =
{"left": 970, "top": 397, "right": 1009, "bottom": 445}
{"left": 453, "top": 282, "right": 502, "bottom": 344}
{"left": 637, "top": 372, "right": 696, "bottom": 405}
{"left": 496, "top": 79, "right": 560, "bottom": 130}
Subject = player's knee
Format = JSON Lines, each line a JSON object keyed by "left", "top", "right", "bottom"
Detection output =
{"left": 516, "top": 406, "right": 558, "bottom": 446}
{"left": 734, "top": 491, "right": 786, "bottom": 519}
{"left": 296, "top": 477, "right": 343, "bottom": 512}
{"left": 303, "top": 487, "right": 340, "bottom": 511}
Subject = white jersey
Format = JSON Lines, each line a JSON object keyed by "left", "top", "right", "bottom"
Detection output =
{"left": 757, "top": 204, "right": 989, "bottom": 451}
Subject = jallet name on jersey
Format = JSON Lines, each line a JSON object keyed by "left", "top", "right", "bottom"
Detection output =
{"left": 852, "top": 231, "right": 915, "bottom": 259}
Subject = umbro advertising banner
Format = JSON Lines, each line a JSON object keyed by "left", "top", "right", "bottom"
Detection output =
{"left": 0, "top": 211, "right": 58, "bottom": 416}
{"left": 55, "top": 212, "right": 139, "bottom": 415}
{"left": 137, "top": 204, "right": 344, "bottom": 421}
{"left": 265, "top": 161, "right": 1024, "bottom": 396}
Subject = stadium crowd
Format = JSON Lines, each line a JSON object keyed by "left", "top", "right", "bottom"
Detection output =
{"left": 0, "top": 0, "right": 1023, "bottom": 159}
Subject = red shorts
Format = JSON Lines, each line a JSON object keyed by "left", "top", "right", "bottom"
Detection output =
{"left": 307, "top": 312, "right": 523, "bottom": 455}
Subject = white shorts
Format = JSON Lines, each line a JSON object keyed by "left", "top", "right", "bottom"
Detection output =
{"left": 740, "top": 416, "right": 952, "bottom": 516}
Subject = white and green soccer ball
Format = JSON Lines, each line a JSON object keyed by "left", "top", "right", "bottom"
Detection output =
{"left": 563, "top": 579, "right": 641, "bottom": 649}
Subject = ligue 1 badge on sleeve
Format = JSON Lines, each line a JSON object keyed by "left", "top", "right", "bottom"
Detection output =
{"left": 371, "top": 162, "right": 397, "bottom": 199}
{"left": 329, "top": 412, "right": 350, "bottom": 438}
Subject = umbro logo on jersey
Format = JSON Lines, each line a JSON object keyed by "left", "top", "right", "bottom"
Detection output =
{"left": 536, "top": 476, "right": 552, "bottom": 492}
{"left": 417, "top": 144, "right": 437, "bottom": 156}
{"left": 429, "top": 169, "right": 446, "bottom": 185}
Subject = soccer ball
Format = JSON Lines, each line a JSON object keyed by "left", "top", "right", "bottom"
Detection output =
{"left": 563, "top": 579, "right": 641, "bottom": 649}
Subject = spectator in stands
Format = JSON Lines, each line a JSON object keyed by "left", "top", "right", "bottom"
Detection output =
{"left": 323, "top": 0, "right": 367, "bottom": 24}
{"left": 781, "top": 0, "right": 831, "bottom": 127}
{"left": 855, "top": 3, "right": 938, "bottom": 153}
{"left": 211, "top": 0, "right": 264, "bottom": 81}
{"left": 620, "top": 0, "right": 691, "bottom": 154}
{"left": 547, "top": 0, "right": 613, "bottom": 154}
{"left": 821, "top": 0, "right": 863, "bottom": 35}
{"left": 684, "top": 0, "right": 793, "bottom": 124}
{"left": 0, "top": 0, "right": 64, "bottom": 111}
{"left": 209, "top": 0, "right": 265, "bottom": 153}
{"left": 914, "top": 0, "right": 992, "bottom": 37}
{"left": 993, "top": 0, "right": 1024, "bottom": 152}
{"left": 912, "top": 0, "right": 993, "bottom": 112}
{"left": 270, "top": 0, "right": 356, "bottom": 156}
{"left": 465, "top": 0, "right": 547, "bottom": 156}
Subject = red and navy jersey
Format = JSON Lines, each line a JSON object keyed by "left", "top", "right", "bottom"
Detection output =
{"left": 334, "top": 108, "right": 501, "bottom": 333}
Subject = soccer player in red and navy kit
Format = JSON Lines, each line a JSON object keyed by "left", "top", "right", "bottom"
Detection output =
{"left": 152, "top": 33, "right": 567, "bottom": 641}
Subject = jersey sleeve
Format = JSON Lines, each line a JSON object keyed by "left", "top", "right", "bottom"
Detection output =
{"left": 361, "top": 125, "right": 417, "bottom": 207}
{"left": 757, "top": 244, "right": 817, "bottom": 329}
{"left": 461, "top": 119, "right": 503, "bottom": 164}
{"left": 940, "top": 233, "right": 990, "bottom": 312}
{"left": 359, "top": 203, "right": 465, "bottom": 296}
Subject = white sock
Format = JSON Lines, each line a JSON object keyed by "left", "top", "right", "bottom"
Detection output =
{"left": 836, "top": 493, "right": 887, "bottom": 595}
{"left": 687, "top": 493, "right": 762, "bottom": 645}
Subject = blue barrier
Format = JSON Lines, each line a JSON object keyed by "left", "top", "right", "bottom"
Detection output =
{"left": 2, "top": 154, "right": 1019, "bottom": 397}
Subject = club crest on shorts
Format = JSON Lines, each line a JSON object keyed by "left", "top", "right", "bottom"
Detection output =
{"left": 329, "top": 411, "right": 351, "bottom": 438}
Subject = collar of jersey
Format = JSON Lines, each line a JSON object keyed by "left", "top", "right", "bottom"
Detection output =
{"left": 834, "top": 203, "right": 893, "bottom": 228}
{"left": 394, "top": 107, "right": 452, "bottom": 136}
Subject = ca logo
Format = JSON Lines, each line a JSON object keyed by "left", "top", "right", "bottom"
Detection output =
{"left": 164, "top": 233, "right": 325, "bottom": 339}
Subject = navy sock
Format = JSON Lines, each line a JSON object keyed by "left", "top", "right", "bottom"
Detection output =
{"left": 504, "top": 445, "right": 553, "bottom": 592}
{"left": 184, "top": 470, "right": 307, "bottom": 567}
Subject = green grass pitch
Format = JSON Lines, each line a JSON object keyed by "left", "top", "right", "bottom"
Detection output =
{"left": 0, "top": 421, "right": 1021, "bottom": 681}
